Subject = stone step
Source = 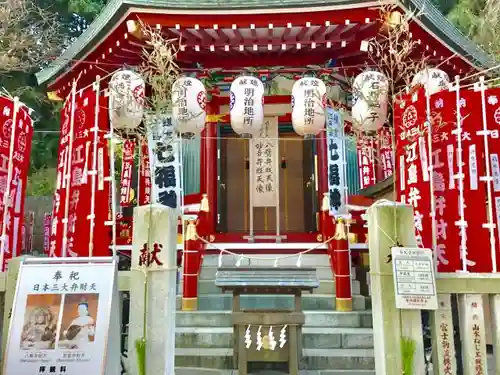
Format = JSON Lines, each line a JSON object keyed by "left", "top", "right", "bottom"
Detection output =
{"left": 180, "top": 279, "right": 361, "bottom": 295}
{"left": 176, "top": 311, "right": 373, "bottom": 329}
{"left": 175, "top": 369, "right": 375, "bottom": 375}
{"left": 175, "top": 327, "right": 373, "bottom": 349}
{"left": 202, "top": 254, "right": 330, "bottom": 267}
{"left": 175, "top": 294, "right": 369, "bottom": 311}
{"left": 301, "top": 349, "right": 374, "bottom": 370}
{"left": 197, "top": 265, "right": 356, "bottom": 281}
{"left": 174, "top": 348, "right": 374, "bottom": 370}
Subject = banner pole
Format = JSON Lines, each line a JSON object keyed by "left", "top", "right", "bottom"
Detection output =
{"left": 275, "top": 118, "right": 280, "bottom": 239}
{"left": 0, "top": 97, "right": 19, "bottom": 271}
{"left": 454, "top": 75, "right": 468, "bottom": 272}
{"left": 88, "top": 77, "right": 101, "bottom": 258}
{"left": 61, "top": 81, "right": 77, "bottom": 257}
{"left": 424, "top": 82, "right": 438, "bottom": 272}
{"left": 478, "top": 76, "right": 497, "bottom": 272}
{"left": 249, "top": 137, "right": 254, "bottom": 239}
{"left": 108, "top": 102, "right": 117, "bottom": 258}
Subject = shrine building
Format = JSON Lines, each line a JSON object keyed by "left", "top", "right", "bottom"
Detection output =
{"left": 36, "top": 0, "right": 490, "bottom": 373}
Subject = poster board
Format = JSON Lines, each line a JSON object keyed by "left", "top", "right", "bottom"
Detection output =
{"left": 2, "top": 257, "right": 120, "bottom": 375}
{"left": 391, "top": 247, "right": 438, "bottom": 310}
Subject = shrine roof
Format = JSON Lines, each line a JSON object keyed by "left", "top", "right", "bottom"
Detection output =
{"left": 36, "top": 0, "right": 493, "bottom": 94}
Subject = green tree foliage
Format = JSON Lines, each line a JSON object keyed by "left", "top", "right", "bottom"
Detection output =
{"left": 445, "top": 0, "right": 500, "bottom": 58}
{"left": 0, "top": 0, "right": 107, "bottom": 195}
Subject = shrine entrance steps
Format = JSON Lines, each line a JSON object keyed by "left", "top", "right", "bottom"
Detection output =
{"left": 174, "top": 254, "right": 375, "bottom": 374}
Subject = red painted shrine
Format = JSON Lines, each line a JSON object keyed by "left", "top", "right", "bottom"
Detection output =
{"left": 36, "top": 0, "right": 490, "bottom": 312}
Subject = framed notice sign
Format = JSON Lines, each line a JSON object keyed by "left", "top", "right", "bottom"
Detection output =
{"left": 391, "top": 247, "right": 438, "bottom": 310}
{"left": 3, "top": 257, "right": 120, "bottom": 375}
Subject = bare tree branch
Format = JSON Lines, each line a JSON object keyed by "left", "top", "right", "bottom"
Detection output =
{"left": 0, "top": 0, "right": 63, "bottom": 74}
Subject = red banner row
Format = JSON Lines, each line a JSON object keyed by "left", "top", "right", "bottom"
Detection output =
{"left": 395, "top": 86, "right": 500, "bottom": 272}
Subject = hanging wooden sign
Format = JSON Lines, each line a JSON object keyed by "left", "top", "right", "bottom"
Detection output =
{"left": 250, "top": 117, "right": 278, "bottom": 207}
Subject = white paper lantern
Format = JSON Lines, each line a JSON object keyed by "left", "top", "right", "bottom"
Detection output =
{"left": 352, "top": 71, "right": 389, "bottom": 107}
{"left": 291, "top": 77, "right": 327, "bottom": 137}
{"left": 411, "top": 68, "right": 450, "bottom": 95}
{"left": 230, "top": 76, "right": 265, "bottom": 136}
{"left": 108, "top": 70, "right": 145, "bottom": 131}
{"left": 172, "top": 76, "right": 206, "bottom": 136}
{"left": 352, "top": 99, "right": 388, "bottom": 132}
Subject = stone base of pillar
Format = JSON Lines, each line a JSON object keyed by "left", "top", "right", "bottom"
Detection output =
{"left": 182, "top": 297, "right": 198, "bottom": 311}
{"left": 335, "top": 297, "right": 353, "bottom": 312}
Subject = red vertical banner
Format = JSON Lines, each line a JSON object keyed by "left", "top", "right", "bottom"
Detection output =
{"left": 428, "top": 90, "right": 461, "bottom": 271}
{"left": 49, "top": 96, "right": 71, "bottom": 257}
{"left": 357, "top": 136, "right": 376, "bottom": 189}
{"left": 120, "top": 140, "right": 135, "bottom": 206}
{"left": 50, "top": 85, "right": 110, "bottom": 258}
{"left": 139, "top": 140, "right": 151, "bottom": 205}
{"left": 394, "top": 89, "right": 433, "bottom": 249}
{"left": 43, "top": 213, "right": 51, "bottom": 254}
{"left": 453, "top": 91, "right": 491, "bottom": 272}
{"left": 430, "top": 89, "right": 494, "bottom": 272}
{"left": 26, "top": 211, "right": 34, "bottom": 253}
{"left": 481, "top": 87, "right": 500, "bottom": 272}
{"left": 21, "top": 224, "right": 26, "bottom": 253}
{"left": 0, "top": 97, "right": 33, "bottom": 269}
{"left": 377, "top": 127, "right": 394, "bottom": 180}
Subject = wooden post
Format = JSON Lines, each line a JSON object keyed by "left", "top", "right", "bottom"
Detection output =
{"left": 431, "top": 294, "right": 457, "bottom": 374}
{"left": 458, "top": 294, "right": 488, "bottom": 375}
{"left": 367, "top": 202, "right": 425, "bottom": 375}
{"left": 1, "top": 256, "right": 25, "bottom": 357}
{"left": 490, "top": 294, "right": 500, "bottom": 374}
{"left": 182, "top": 220, "right": 199, "bottom": 311}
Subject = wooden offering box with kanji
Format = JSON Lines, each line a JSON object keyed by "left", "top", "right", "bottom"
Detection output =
{"left": 215, "top": 267, "right": 319, "bottom": 375}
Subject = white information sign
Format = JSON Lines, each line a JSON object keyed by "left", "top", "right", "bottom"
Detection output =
{"left": 3, "top": 258, "right": 120, "bottom": 375}
{"left": 391, "top": 247, "right": 438, "bottom": 310}
{"left": 250, "top": 117, "right": 279, "bottom": 207}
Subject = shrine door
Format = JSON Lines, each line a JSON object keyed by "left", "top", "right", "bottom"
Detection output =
{"left": 219, "top": 126, "right": 317, "bottom": 234}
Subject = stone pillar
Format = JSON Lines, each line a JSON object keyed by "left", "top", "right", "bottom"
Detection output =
{"left": 128, "top": 204, "right": 177, "bottom": 375}
{"left": 334, "top": 218, "right": 352, "bottom": 312}
{"left": 367, "top": 202, "right": 425, "bottom": 375}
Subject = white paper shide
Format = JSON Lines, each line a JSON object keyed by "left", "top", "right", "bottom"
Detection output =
{"left": 3, "top": 261, "right": 119, "bottom": 375}
{"left": 391, "top": 247, "right": 437, "bottom": 310}
{"left": 251, "top": 117, "right": 279, "bottom": 207}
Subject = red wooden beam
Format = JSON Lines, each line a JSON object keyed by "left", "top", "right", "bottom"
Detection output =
{"left": 131, "top": 8, "right": 379, "bottom": 29}
{"left": 179, "top": 50, "right": 336, "bottom": 69}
